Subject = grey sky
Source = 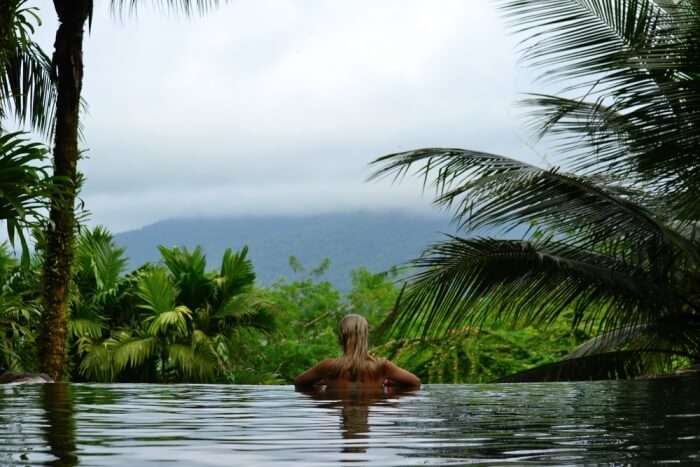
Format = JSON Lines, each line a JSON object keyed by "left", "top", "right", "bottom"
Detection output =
{"left": 27, "top": 0, "right": 543, "bottom": 232}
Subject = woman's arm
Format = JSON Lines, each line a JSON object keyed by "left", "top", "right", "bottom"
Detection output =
{"left": 294, "top": 359, "right": 335, "bottom": 389}
{"left": 384, "top": 360, "right": 421, "bottom": 389}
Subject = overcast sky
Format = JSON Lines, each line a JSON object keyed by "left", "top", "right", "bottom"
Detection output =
{"left": 26, "top": 1, "right": 544, "bottom": 232}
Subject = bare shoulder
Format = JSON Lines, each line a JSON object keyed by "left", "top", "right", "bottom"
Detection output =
{"left": 295, "top": 358, "right": 339, "bottom": 388}
{"left": 380, "top": 359, "right": 401, "bottom": 373}
{"left": 317, "top": 358, "right": 338, "bottom": 373}
{"left": 382, "top": 359, "right": 421, "bottom": 388}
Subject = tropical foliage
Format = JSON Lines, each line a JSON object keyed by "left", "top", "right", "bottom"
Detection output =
{"left": 73, "top": 239, "right": 274, "bottom": 383}
{"left": 371, "top": 0, "right": 700, "bottom": 381}
{"left": 0, "top": 132, "right": 49, "bottom": 263}
{"left": 0, "top": 228, "right": 594, "bottom": 384}
{"left": 36, "top": 0, "right": 230, "bottom": 380}
{"left": 0, "top": 1, "right": 51, "bottom": 262}
{"left": 0, "top": 0, "right": 55, "bottom": 133}
{"left": 0, "top": 243, "right": 41, "bottom": 372}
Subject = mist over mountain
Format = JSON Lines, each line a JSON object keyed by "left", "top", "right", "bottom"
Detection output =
{"left": 114, "top": 211, "right": 520, "bottom": 290}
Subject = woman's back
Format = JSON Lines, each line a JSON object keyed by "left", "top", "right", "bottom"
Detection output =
{"left": 316, "top": 357, "right": 386, "bottom": 389}
{"left": 294, "top": 314, "right": 421, "bottom": 391}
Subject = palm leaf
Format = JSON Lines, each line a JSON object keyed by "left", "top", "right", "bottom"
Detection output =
{"left": 386, "top": 236, "right": 683, "bottom": 338}
{"left": 501, "top": 0, "right": 700, "bottom": 216}
{"left": 78, "top": 339, "right": 115, "bottom": 381}
{"left": 0, "top": 131, "right": 49, "bottom": 265}
{"left": 167, "top": 343, "right": 217, "bottom": 381}
{"left": 567, "top": 313, "right": 700, "bottom": 359}
{"left": 110, "top": 332, "right": 158, "bottom": 373}
{"left": 500, "top": 0, "right": 675, "bottom": 81}
{"left": 158, "top": 245, "right": 213, "bottom": 310}
{"left": 146, "top": 306, "right": 192, "bottom": 337}
{"left": 498, "top": 350, "right": 653, "bottom": 382}
{"left": 0, "top": 0, "right": 56, "bottom": 135}
{"left": 68, "top": 307, "right": 105, "bottom": 339}
{"left": 75, "top": 226, "right": 128, "bottom": 295}
{"left": 136, "top": 267, "right": 179, "bottom": 315}
{"left": 110, "top": 0, "right": 222, "bottom": 16}
{"left": 370, "top": 148, "right": 695, "bottom": 263}
{"left": 215, "top": 247, "right": 256, "bottom": 303}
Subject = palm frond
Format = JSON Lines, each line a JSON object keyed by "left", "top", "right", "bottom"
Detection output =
{"left": 0, "top": 131, "right": 49, "bottom": 264}
{"left": 370, "top": 148, "right": 694, "bottom": 262}
{"left": 146, "top": 306, "right": 192, "bottom": 337}
{"left": 75, "top": 226, "right": 128, "bottom": 295}
{"left": 136, "top": 267, "right": 179, "bottom": 315}
{"left": 167, "top": 343, "right": 218, "bottom": 381}
{"left": 110, "top": 332, "right": 158, "bottom": 373}
{"left": 68, "top": 309, "right": 105, "bottom": 339}
{"left": 500, "top": 319, "right": 699, "bottom": 382}
{"left": 498, "top": 350, "right": 653, "bottom": 382}
{"left": 110, "top": 0, "right": 222, "bottom": 17}
{"left": 213, "top": 279, "right": 275, "bottom": 335}
{"left": 387, "top": 236, "right": 683, "bottom": 338}
{"left": 502, "top": 0, "right": 700, "bottom": 214}
{"left": 0, "top": 0, "right": 56, "bottom": 135}
{"left": 500, "top": 0, "right": 678, "bottom": 81}
{"left": 568, "top": 313, "right": 700, "bottom": 358}
{"left": 158, "top": 245, "right": 213, "bottom": 310}
{"left": 78, "top": 339, "right": 115, "bottom": 381}
{"left": 215, "top": 247, "right": 256, "bottom": 303}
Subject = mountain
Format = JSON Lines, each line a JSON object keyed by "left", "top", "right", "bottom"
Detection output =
{"left": 114, "top": 211, "right": 517, "bottom": 290}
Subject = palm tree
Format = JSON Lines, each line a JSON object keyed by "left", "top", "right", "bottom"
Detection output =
{"left": 39, "top": 0, "right": 223, "bottom": 380}
{"left": 79, "top": 245, "right": 274, "bottom": 382}
{"left": 66, "top": 226, "right": 129, "bottom": 379}
{"left": 370, "top": 0, "right": 700, "bottom": 381}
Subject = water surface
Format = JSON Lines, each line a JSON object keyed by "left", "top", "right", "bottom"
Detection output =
{"left": 1, "top": 378, "right": 699, "bottom": 466}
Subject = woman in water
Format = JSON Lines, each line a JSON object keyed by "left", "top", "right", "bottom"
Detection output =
{"left": 294, "top": 314, "right": 421, "bottom": 391}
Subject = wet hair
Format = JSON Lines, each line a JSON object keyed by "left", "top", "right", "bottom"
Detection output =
{"left": 333, "top": 314, "right": 383, "bottom": 381}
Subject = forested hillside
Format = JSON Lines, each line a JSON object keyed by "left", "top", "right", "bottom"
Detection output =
{"left": 115, "top": 211, "right": 473, "bottom": 289}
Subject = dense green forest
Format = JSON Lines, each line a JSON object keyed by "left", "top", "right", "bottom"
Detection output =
{"left": 0, "top": 226, "right": 591, "bottom": 384}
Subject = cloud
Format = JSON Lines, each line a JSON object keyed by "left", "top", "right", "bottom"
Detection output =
{"left": 26, "top": 0, "right": 539, "bottom": 232}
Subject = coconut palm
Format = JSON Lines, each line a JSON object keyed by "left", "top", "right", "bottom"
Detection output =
{"left": 39, "top": 0, "right": 223, "bottom": 380}
{"left": 79, "top": 245, "right": 274, "bottom": 382}
{"left": 371, "top": 0, "right": 700, "bottom": 381}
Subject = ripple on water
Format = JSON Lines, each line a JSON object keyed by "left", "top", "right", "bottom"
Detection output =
{"left": 0, "top": 378, "right": 699, "bottom": 466}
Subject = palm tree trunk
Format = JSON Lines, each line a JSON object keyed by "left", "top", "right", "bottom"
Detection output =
{"left": 38, "top": 0, "right": 91, "bottom": 381}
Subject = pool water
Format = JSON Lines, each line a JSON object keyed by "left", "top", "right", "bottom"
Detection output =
{"left": 1, "top": 378, "right": 699, "bottom": 466}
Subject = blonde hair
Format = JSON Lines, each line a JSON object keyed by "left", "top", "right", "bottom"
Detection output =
{"left": 334, "top": 314, "right": 383, "bottom": 381}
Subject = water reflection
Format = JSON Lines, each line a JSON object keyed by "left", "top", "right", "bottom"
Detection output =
{"left": 1, "top": 379, "right": 699, "bottom": 466}
{"left": 41, "top": 384, "right": 78, "bottom": 467}
{"left": 298, "top": 387, "right": 418, "bottom": 456}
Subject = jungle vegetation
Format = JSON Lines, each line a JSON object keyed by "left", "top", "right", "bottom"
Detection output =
{"left": 3, "top": 0, "right": 700, "bottom": 382}
{"left": 0, "top": 226, "right": 592, "bottom": 384}
{"left": 372, "top": 0, "right": 700, "bottom": 380}
{"left": 2, "top": 0, "right": 228, "bottom": 381}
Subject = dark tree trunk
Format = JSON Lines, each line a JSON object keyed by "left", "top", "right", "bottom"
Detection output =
{"left": 38, "top": 0, "right": 91, "bottom": 381}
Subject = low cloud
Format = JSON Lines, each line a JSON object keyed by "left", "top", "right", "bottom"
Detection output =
{"left": 27, "top": 0, "right": 540, "bottom": 232}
